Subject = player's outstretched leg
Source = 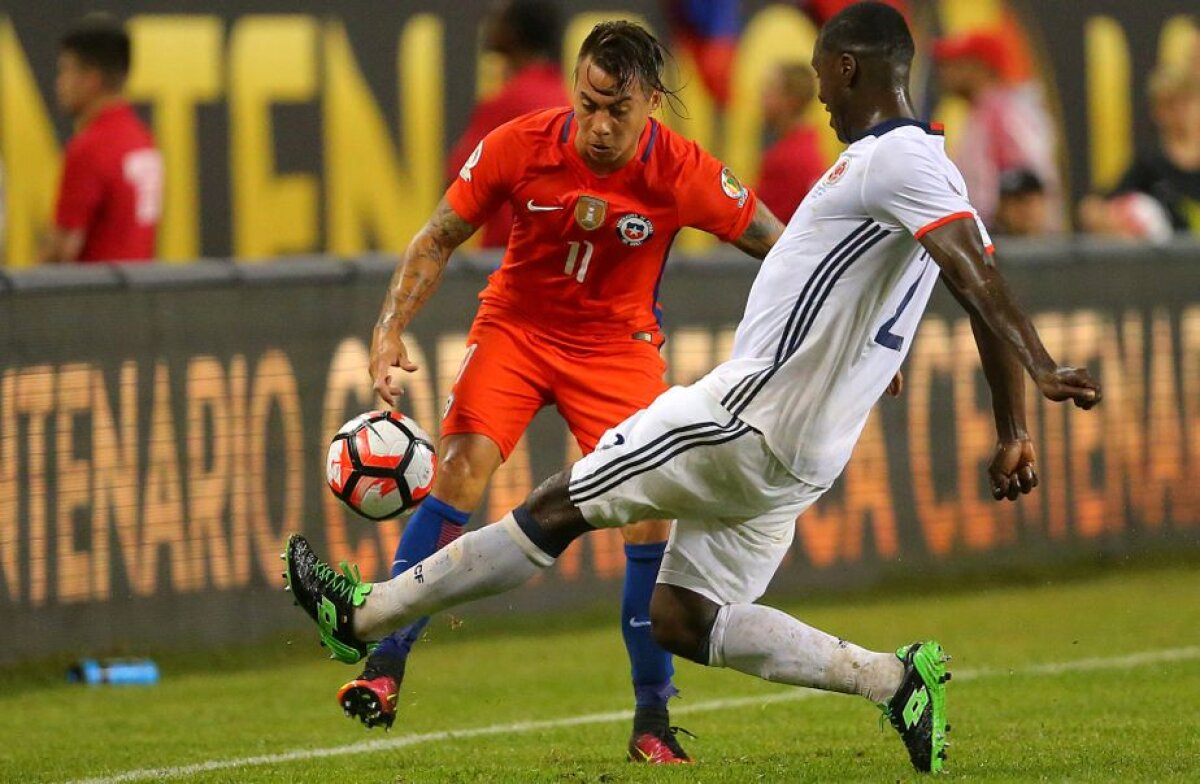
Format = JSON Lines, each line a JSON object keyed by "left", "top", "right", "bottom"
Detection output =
{"left": 284, "top": 489, "right": 592, "bottom": 656}
{"left": 655, "top": 588, "right": 951, "bottom": 774}
{"left": 337, "top": 495, "right": 471, "bottom": 730}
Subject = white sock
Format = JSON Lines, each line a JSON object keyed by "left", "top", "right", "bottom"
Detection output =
{"left": 353, "top": 513, "right": 553, "bottom": 640}
{"left": 708, "top": 603, "right": 903, "bottom": 703}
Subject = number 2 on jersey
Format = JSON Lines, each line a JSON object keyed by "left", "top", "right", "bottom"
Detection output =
{"left": 564, "top": 241, "right": 594, "bottom": 283}
{"left": 874, "top": 276, "right": 922, "bottom": 351}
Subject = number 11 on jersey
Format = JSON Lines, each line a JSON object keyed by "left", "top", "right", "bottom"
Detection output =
{"left": 564, "top": 241, "right": 594, "bottom": 283}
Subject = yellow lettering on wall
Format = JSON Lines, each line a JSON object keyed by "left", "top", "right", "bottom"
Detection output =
{"left": 0, "top": 20, "right": 61, "bottom": 267}
{"left": 141, "top": 362, "right": 190, "bottom": 593}
{"left": 838, "top": 410, "right": 899, "bottom": 561}
{"left": 56, "top": 364, "right": 95, "bottom": 603}
{"left": 185, "top": 356, "right": 236, "bottom": 588}
{"left": 488, "top": 435, "right": 533, "bottom": 525}
{"left": 126, "top": 16, "right": 223, "bottom": 261}
{"left": 229, "top": 16, "right": 318, "bottom": 259}
{"left": 1031, "top": 315, "right": 1069, "bottom": 538}
{"left": 248, "top": 351, "right": 304, "bottom": 581}
{"left": 321, "top": 337, "right": 400, "bottom": 576}
{"left": 94, "top": 363, "right": 138, "bottom": 598}
{"left": 667, "top": 328, "right": 714, "bottom": 385}
{"left": 1085, "top": 17, "right": 1132, "bottom": 191}
{"left": 1142, "top": 310, "right": 1185, "bottom": 527}
{"left": 1099, "top": 313, "right": 1144, "bottom": 525}
{"left": 1181, "top": 306, "right": 1200, "bottom": 524}
{"left": 0, "top": 371, "right": 16, "bottom": 599}
{"left": 954, "top": 321, "right": 1000, "bottom": 550}
{"left": 908, "top": 319, "right": 958, "bottom": 555}
{"left": 1066, "top": 312, "right": 1107, "bottom": 538}
{"left": 227, "top": 355, "right": 252, "bottom": 585}
{"left": 324, "top": 15, "right": 444, "bottom": 255}
{"left": 16, "top": 366, "right": 53, "bottom": 605}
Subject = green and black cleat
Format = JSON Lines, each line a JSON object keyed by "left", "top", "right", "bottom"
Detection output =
{"left": 883, "top": 640, "right": 951, "bottom": 773}
{"left": 282, "top": 533, "right": 375, "bottom": 665}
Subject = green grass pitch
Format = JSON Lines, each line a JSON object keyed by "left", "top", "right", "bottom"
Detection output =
{"left": 2, "top": 565, "right": 1198, "bottom": 783}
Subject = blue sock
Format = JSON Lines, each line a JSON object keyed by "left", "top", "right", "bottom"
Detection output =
{"left": 370, "top": 495, "right": 472, "bottom": 662}
{"left": 622, "top": 541, "right": 678, "bottom": 709}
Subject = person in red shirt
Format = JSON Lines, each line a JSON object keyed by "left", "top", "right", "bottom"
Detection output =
{"left": 756, "top": 62, "right": 829, "bottom": 222}
{"left": 339, "top": 21, "right": 784, "bottom": 764}
{"left": 41, "top": 14, "right": 161, "bottom": 264}
{"left": 445, "top": 0, "right": 569, "bottom": 249}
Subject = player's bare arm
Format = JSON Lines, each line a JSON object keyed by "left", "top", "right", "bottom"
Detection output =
{"left": 920, "top": 218, "right": 1100, "bottom": 498}
{"left": 919, "top": 218, "right": 1102, "bottom": 409}
{"left": 38, "top": 227, "right": 86, "bottom": 264}
{"left": 731, "top": 199, "right": 786, "bottom": 260}
{"left": 371, "top": 197, "right": 477, "bottom": 405}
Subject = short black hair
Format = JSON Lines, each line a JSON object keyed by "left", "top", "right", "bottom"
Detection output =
{"left": 498, "top": 0, "right": 562, "bottom": 61}
{"left": 577, "top": 20, "right": 677, "bottom": 100}
{"left": 999, "top": 168, "right": 1045, "bottom": 198}
{"left": 818, "top": 2, "right": 915, "bottom": 71}
{"left": 60, "top": 14, "right": 131, "bottom": 85}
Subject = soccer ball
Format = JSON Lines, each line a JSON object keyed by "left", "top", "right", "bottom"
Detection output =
{"left": 326, "top": 411, "right": 437, "bottom": 520}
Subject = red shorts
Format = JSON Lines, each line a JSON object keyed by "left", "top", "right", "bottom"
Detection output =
{"left": 441, "top": 314, "right": 668, "bottom": 459}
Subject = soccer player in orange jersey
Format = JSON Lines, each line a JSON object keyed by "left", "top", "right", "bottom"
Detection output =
{"left": 339, "top": 21, "right": 785, "bottom": 763}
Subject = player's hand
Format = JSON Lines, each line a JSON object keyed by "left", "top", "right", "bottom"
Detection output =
{"left": 885, "top": 370, "right": 904, "bottom": 398}
{"left": 988, "top": 437, "right": 1038, "bottom": 501}
{"left": 1034, "top": 366, "right": 1102, "bottom": 410}
{"left": 370, "top": 330, "right": 418, "bottom": 406}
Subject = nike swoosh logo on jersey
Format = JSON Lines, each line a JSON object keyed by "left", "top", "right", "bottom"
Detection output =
{"left": 628, "top": 618, "right": 652, "bottom": 628}
{"left": 527, "top": 200, "right": 564, "bottom": 212}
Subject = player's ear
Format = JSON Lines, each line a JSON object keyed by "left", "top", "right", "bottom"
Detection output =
{"left": 648, "top": 89, "right": 662, "bottom": 114}
{"left": 840, "top": 52, "right": 857, "bottom": 83}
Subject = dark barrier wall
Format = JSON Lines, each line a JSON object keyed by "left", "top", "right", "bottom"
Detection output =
{"left": 2, "top": 1, "right": 1198, "bottom": 264}
{"left": 1, "top": 243, "right": 1198, "bottom": 663}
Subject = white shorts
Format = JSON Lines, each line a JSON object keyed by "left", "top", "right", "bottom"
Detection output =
{"left": 568, "top": 385, "right": 827, "bottom": 605}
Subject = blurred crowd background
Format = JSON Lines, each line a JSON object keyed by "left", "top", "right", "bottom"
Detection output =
{"left": 0, "top": 0, "right": 1197, "bottom": 267}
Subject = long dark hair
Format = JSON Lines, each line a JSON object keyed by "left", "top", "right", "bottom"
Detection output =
{"left": 576, "top": 21, "right": 685, "bottom": 115}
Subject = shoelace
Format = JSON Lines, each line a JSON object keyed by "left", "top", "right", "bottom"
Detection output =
{"left": 313, "top": 560, "right": 365, "bottom": 603}
{"left": 663, "top": 726, "right": 696, "bottom": 757}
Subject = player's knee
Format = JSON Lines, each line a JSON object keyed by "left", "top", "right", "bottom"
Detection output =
{"left": 432, "top": 438, "right": 500, "bottom": 508}
{"left": 649, "top": 585, "right": 717, "bottom": 665}
{"left": 621, "top": 519, "right": 671, "bottom": 544}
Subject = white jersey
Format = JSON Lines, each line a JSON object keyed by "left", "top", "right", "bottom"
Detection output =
{"left": 696, "top": 120, "right": 992, "bottom": 486}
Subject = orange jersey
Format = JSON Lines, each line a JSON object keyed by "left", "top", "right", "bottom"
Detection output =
{"left": 447, "top": 108, "right": 757, "bottom": 338}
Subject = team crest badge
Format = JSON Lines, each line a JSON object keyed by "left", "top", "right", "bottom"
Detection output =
{"left": 616, "top": 213, "right": 654, "bottom": 246}
{"left": 824, "top": 157, "right": 850, "bottom": 185}
{"left": 720, "top": 167, "right": 749, "bottom": 207}
{"left": 574, "top": 196, "right": 608, "bottom": 231}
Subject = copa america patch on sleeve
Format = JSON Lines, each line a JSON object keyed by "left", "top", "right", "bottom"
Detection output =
{"left": 721, "top": 167, "right": 748, "bottom": 208}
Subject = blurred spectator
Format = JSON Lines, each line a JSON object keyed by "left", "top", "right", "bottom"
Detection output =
{"left": 801, "top": 0, "right": 909, "bottom": 26}
{"left": 664, "top": 0, "right": 740, "bottom": 107}
{"left": 445, "top": 0, "right": 566, "bottom": 249}
{"left": 934, "top": 30, "right": 1062, "bottom": 232}
{"left": 1079, "top": 65, "right": 1200, "bottom": 239}
{"left": 994, "top": 169, "right": 1050, "bottom": 237}
{"left": 41, "top": 14, "right": 161, "bottom": 264}
{"left": 756, "top": 63, "right": 827, "bottom": 222}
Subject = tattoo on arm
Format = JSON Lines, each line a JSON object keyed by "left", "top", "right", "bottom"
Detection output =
{"left": 377, "top": 198, "right": 477, "bottom": 333}
{"left": 732, "top": 200, "right": 785, "bottom": 260}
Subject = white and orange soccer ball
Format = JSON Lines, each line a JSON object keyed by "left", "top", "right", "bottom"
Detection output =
{"left": 326, "top": 411, "right": 437, "bottom": 520}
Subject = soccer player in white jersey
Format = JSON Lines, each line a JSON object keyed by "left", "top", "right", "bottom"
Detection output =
{"left": 283, "top": 3, "right": 1101, "bottom": 773}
